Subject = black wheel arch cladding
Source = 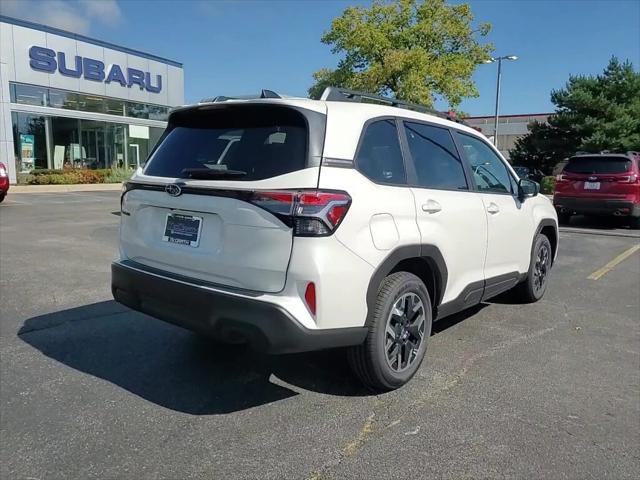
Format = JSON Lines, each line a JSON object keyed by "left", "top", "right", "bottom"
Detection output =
{"left": 365, "top": 244, "right": 447, "bottom": 324}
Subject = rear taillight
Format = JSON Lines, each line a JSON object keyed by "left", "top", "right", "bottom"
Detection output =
{"left": 0, "top": 163, "right": 7, "bottom": 178}
{"left": 556, "top": 174, "right": 567, "bottom": 182}
{"left": 249, "top": 190, "right": 351, "bottom": 237}
{"left": 617, "top": 174, "right": 638, "bottom": 183}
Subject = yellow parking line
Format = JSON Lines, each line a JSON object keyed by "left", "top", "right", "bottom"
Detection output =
{"left": 587, "top": 243, "right": 640, "bottom": 280}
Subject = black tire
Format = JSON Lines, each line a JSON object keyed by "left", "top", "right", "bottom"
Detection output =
{"left": 557, "top": 211, "right": 571, "bottom": 225}
{"left": 348, "top": 272, "right": 432, "bottom": 391}
{"left": 0, "top": 193, "right": 5, "bottom": 203}
{"left": 512, "top": 233, "right": 553, "bottom": 303}
{"left": 628, "top": 216, "right": 640, "bottom": 230}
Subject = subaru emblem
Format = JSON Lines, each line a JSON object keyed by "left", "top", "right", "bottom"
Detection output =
{"left": 165, "top": 184, "right": 182, "bottom": 197}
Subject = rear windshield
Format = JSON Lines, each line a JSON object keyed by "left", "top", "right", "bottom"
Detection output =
{"left": 144, "top": 105, "right": 308, "bottom": 181}
{"left": 564, "top": 156, "right": 632, "bottom": 174}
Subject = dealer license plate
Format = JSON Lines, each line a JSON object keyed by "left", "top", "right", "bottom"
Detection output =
{"left": 162, "top": 213, "right": 203, "bottom": 247}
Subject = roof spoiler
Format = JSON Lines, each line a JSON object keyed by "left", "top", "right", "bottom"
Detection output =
{"left": 199, "top": 89, "right": 281, "bottom": 103}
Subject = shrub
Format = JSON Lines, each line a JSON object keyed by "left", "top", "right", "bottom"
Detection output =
{"left": 540, "top": 176, "right": 556, "bottom": 194}
{"left": 105, "top": 168, "right": 134, "bottom": 183}
{"left": 75, "top": 170, "right": 103, "bottom": 184}
{"left": 25, "top": 167, "right": 131, "bottom": 185}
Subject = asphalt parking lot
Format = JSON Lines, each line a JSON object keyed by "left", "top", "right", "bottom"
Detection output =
{"left": 1, "top": 191, "right": 639, "bottom": 479}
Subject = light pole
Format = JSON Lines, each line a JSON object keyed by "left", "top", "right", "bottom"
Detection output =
{"left": 484, "top": 55, "right": 518, "bottom": 148}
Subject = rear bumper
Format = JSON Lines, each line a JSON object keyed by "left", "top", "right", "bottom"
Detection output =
{"left": 553, "top": 196, "right": 640, "bottom": 217}
{"left": 111, "top": 260, "right": 367, "bottom": 354}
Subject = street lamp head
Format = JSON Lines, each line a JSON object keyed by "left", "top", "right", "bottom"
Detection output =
{"left": 506, "top": 55, "right": 518, "bottom": 61}
{"left": 483, "top": 58, "right": 495, "bottom": 64}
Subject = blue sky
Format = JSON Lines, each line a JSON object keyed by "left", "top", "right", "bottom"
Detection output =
{"left": 4, "top": 0, "right": 640, "bottom": 115}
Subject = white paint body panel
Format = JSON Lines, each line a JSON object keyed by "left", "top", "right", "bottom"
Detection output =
{"left": 121, "top": 168, "right": 320, "bottom": 293}
{"left": 410, "top": 188, "right": 488, "bottom": 303}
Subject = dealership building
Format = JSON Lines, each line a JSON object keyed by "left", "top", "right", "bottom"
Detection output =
{"left": 0, "top": 16, "right": 184, "bottom": 184}
{"left": 466, "top": 113, "right": 552, "bottom": 160}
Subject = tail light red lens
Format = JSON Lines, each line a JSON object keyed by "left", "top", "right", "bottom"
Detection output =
{"left": 304, "top": 282, "right": 316, "bottom": 316}
{"left": 0, "top": 163, "right": 7, "bottom": 178}
{"left": 249, "top": 190, "right": 351, "bottom": 237}
{"left": 617, "top": 175, "right": 638, "bottom": 183}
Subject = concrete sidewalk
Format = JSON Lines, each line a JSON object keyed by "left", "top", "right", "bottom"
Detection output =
{"left": 9, "top": 183, "right": 123, "bottom": 193}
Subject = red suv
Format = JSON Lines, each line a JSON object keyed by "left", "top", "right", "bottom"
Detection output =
{"left": 554, "top": 152, "right": 640, "bottom": 228}
{"left": 0, "top": 162, "right": 9, "bottom": 203}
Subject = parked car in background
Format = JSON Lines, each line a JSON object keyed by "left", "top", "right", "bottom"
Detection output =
{"left": 513, "top": 166, "right": 544, "bottom": 183}
{"left": 0, "top": 162, "right": 9, "bottom": 203}
{"left": 554, "top": 152, "right": 640, "bottom": 228}
{"left": 112, "top": 87, "right": 559, "bottom": 391}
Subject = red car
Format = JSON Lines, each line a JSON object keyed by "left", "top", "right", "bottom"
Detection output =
{"left": 0, "top": 162, "right": 9, "bottom": 203}
{"left": 553, "top": 152, "right": 640, "bottom": 228}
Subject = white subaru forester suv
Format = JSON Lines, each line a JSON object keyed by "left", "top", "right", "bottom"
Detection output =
{"left": 112, "top": 88, "right": 558, "bottom": 391}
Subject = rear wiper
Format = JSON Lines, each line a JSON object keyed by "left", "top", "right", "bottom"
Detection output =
{"left": 181, "top": 168, "right": 247, "bottom": 179}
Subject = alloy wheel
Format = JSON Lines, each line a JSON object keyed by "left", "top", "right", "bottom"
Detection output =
{"left": 384, "top": 292, "right": 426, "bottom": 372}
{"left": 533, "top": 243, "right": 550, "bottom": 295}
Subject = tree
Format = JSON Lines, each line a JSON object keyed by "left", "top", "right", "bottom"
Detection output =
{"left": 510, "top": 57, "right": 640, "bottom": 173}
{"left": 308, "top": 0, "right": 493, "bottom": 108}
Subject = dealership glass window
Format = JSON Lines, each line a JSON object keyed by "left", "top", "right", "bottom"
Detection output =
{"left": 77, "top": 94, "right": 105, "bottom": 114}
{"left": 126, "top": 124, "right": 150, "bottom": 168}
{"left": 11, "top": 83, "right": 48, "bottom": 106}
{"left": 126, "top": 102, "right": 149, "bottom": 119}
{"left": 50, "top": 117, "right": 81, "bottom": 169}
{"left": 105, "top": 123, "right": 127, "bottom": 169}
{"left": 149, "top": 127, "right": 165, "bottom": 151}
{"left": 148, "top": 105, "right": 169, "bottom": 121}
{"left": 104, "top": 98, "right": 126, "bottom": 116}
{"left": 79, "top": 119, "right": 108, "bottom": 169}
{"left": 10, "top": 83, "right": 172, "bottom": 120}
{"left": 11, "top": 112, "right": 48, "bottom": 172}
{"left": 48, "top": 89, "right": 79, "bottom": 110}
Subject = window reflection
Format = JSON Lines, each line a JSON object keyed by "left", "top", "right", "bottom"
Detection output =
{"left": 11, "top": 112, "right": 48, "bottom": 172}
{"left": 148, "top": 105, "right": 169, "bottom": 121}
{"left": 10, "top": 82, "right": 171, "bottom": 120}
{"left": 48, "top": 90, "right": 79, "bottom": 110}
{"left": 126, "top": 102, "right": 149, "bottom": 119}
{"left": 77, "top": 95, "right": 105, "bottom": 114}
{"left": 13, "top": 84, "right": 47, "bottom": 106}
{"left": 104, "top": 98, "right": 125, "bottom": 116}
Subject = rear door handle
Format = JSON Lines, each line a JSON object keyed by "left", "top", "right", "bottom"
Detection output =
{"left": 422, "top": 200, "right": 442, "bottom": 214}
{"left": 486, "top": 202, "right": 500, "bottom": 214}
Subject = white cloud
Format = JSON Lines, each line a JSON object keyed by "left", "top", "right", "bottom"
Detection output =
{"left": 80, "top": 0, "right": 122, "bottom": 27}
{"left": 1, "top": 0, "right": 122, "bottom": 35}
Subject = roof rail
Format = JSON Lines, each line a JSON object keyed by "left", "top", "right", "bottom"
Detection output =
{"left": 199, "top": 89, "right": 281, "bottom": 104}
{"left": 319, "top": 87, "right": 468, "bottom": 125}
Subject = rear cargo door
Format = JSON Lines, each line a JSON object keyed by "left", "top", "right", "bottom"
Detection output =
{"left": 563, "top": 156, "right": 634, "bottom": 197}
{"left": 119, "top": 103, "right": 326, "bottom": 293}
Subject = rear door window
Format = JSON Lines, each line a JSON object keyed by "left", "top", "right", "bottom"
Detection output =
{"left": 564, "top": 157, "right": 632, "bottom": 174}
{"left": 403, "top": 122, "right": 468, "bottom": 190}
{"left": 355, "top": 120, "right": 406, "bottom": 184}
{"left": 144, "top": 105, "right": 308, "bottom": 181}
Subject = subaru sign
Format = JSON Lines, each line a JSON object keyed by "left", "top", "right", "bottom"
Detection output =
{"left": 28, "top": 46, "right": 162, "bottom": 93}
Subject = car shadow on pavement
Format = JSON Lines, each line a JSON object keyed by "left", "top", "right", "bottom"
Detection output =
{"left": 18, "top": 301, "right": 487, "bottom": 414}
{"left": 432, "top": 304, "right": 486, "bottom": 334}
{"left": 18, "top": 301, "right": 373, "bottom": 415}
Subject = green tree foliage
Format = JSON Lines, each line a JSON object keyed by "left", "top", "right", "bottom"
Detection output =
{"left": 308, "top": 0, "right": 493, "bottom": 108}
{"left": 510, "top": 57, "right": 640, "bottom": 173}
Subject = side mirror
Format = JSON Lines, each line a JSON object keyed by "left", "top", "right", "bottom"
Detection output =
{"left": 518, "top": 178, "right": 539, "bottom": 201}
